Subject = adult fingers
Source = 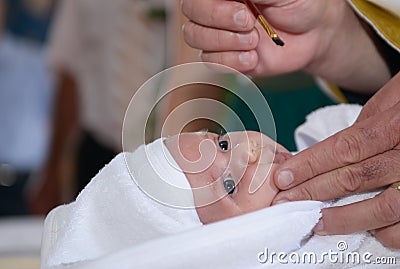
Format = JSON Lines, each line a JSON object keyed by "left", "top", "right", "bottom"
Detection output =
{"left": 181, "top": 0, "right": 255, "bottom": 31}
{"left": 313, "top": 187, "right": 400, "bottom": 238}
{"left": 201, "top": 50, "right": 258, "bottom": 72}
{"left": 372, "top": 222, "right": 400, "bottom": 249}
{"left": 273, "top": 102, "right": 400, "bottom": 191}
{"left": 273, "top": 148, "right": 400, "bottom": 203}
{"left": 183, "top": 21, "right": 259, "bottom": 51}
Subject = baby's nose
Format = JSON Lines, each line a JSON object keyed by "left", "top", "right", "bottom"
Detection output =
{"left": 247, "top": 140, "right": 260, "bottom": 163}
{"left": 231, "top": 139, "right": 260, "bottom": 165}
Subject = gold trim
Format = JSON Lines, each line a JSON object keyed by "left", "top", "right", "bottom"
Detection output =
{"left": 350, "top": 0, "right": 400, "bottom": 50}
{"left": 390, "top": 182, "right": 400, "bottom": 192}
{"left": 326, "top": 82, "right": 348, "bottom": 104}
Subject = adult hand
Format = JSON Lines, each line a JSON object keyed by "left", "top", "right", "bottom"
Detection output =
{"left": 182, "top": 0, "right": 342, "bottom": 75}
{"left": 272, "top": 72, "right": 400, "bottom": 249}
{"left": 181, "top": 0, "right": 390, "bottom": 92}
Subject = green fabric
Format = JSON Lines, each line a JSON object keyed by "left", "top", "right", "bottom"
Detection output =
{"left": 227, "top": 72, "right": 336, "bottom": 151}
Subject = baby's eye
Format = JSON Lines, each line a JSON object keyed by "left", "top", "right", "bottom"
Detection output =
{"left": 218, "top": 136, "right": 229, "bottom": 151}
{"left": 223, "top": 176, "right": 236, "bottom": 196}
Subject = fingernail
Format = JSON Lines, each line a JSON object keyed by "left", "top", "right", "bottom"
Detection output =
{"left": 238, "top": 52, "right": 252, "bottom": 66}
{"left": 313, "top": 220, "right": 327, "bottom": 235}
{"left": 234, "top": 9, "right": 248, "bottom": 27}
{"left": 238, "top": 32, "right": 253, "bottom": 45}
{"left": 274, "top": 199, "right": 289, "bottom": 205}
{"left": 277, "top": 169, "right": 294, "bottom": 188}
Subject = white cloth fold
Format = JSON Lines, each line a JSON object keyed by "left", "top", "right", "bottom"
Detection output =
{"left": 294, "top": 104, "right": 400, "bottom": 268}
{"left": 41, "top": 138, "right": 201, "bottom": 268}
{"left": 43, "top": 200, "right": 324, "bottom": 269}
{"left": 295, "top": 104, "right": 362, "bottom": 151}
{"left": 42, "top": 105, "right": 400, "bottom": 269}
{"left": 78, "top": 201, "right": 324, "bottom": 269}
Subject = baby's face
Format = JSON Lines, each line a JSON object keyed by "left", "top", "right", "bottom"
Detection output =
{"left": 165, "top": 131, "right": 291, "bottom": 224}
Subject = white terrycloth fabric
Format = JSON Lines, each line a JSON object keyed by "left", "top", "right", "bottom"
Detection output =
{"left": 295, "top": 104, "right": 362, "bottom": 151}
{"left": 43, "top": 200, "right": 325, "bottom": 269}
{"left": 293, "top": 104, "right": 400, "bottom": 268}
{"left": 41, "top": 138, "right": 201, "bottom": 268}
{"left": 42, "top": 105, "right": 400, "bottom": 269}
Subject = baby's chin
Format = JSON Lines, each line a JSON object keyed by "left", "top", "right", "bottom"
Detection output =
{"left": 263, "top": 163, "right": 281, "bottom": 205}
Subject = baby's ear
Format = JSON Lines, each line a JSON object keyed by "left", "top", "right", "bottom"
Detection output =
{"left": 273, "top": 152, "right": 293, "bottom": 164}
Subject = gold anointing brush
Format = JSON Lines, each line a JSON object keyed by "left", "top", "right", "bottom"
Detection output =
{"left": 242, "top": 0, "right": 285, "bottom": 46}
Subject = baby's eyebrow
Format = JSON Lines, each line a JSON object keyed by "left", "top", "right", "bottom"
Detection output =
{"left": 195, "top": 129, "right": 209, "bottom": 138}
{"left": 218, "top": 128, "right": 227, "bottom": 136}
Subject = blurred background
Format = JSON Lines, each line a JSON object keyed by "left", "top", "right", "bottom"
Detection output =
{"left": 0, "top": 0, "right": 336, "bottom": 268}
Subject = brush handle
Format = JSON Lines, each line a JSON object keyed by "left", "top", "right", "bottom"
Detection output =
{"left": 242, "top": 0, "right": 285, "bottom": 46}
{"left": 242, "top": 0, "right": 261, "bottom": 18}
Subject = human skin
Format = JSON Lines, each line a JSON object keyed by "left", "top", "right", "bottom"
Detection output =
{"left": 181, "top": 0, "right": 390, "bottom": 94}
{"left": 182, "top": 0, "right": 400, "bottom": 248}
{"left": 165, "top": 131, "right": 291, "bottom": 224}
{"left": 273, "top": 72, "right": 400, "bottom": 249}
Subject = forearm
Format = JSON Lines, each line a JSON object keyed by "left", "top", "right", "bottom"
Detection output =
{"left": 305, "top": 0, "right": 391, "bottom": 94}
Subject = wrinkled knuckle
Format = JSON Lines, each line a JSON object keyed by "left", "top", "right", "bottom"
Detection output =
{"left": 217, "top": 52, "right": 224, "bottom": 65}
{"left": 338, "top": 169, "right": 362, "bottom": 194}
{"left": 305, "top": 152, "right": 319, "bottom": 177}
{"left": 333, "top": 133, "right": 363, "bottom": 164}
{"left": 216, "top": 30, "right": 224, "bottom": 49}
{"left": 376, "top": 193, "right": 400, "bottom": 225}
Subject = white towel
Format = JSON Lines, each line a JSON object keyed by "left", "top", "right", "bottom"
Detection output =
{"left": 41, "top": 138, "right": 201, "bottom": 268}
{"left": 295, "top": 104, "right": 362, "bottom": 151}
{"left": 42, "top": 105, "right": 400, "bottom": 269}
{"left": 43, "top": 196, "right": 396, "bottom": 269}
{"left": 294, "top": 104, "right": 400, "bottom": 268}
{"left": 43, "top": 200, "right": 325, "bottom": 269}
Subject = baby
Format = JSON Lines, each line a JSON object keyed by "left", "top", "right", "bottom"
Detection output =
{"left": 41, "top": 130, "right": 292, "bottom": 266}
{"left": 44, "top": 105, "right": 396, "bottom": 269}
{"left": 163, "top": 130, "right": 291, "bottom": 224}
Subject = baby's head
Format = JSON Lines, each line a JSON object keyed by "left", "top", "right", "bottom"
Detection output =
{"left": 164, "top": 131, "right": 291, "bottom": 224}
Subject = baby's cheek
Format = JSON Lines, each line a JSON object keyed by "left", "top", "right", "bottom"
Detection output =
{"left": 196, "top": 203, "right": 222, "bottom": 224}
{"left": 195, "top": 197, "right": 236, "bottom": 224}
{"left": 255, "top": 165, "right": 279, "bottom": 208}
{"left": 264, "top": 180, "right": 279, "bottom": 206}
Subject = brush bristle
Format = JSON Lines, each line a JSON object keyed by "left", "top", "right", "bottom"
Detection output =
{"left": 272, "top": 37, "right": 285, "bottom": 47}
